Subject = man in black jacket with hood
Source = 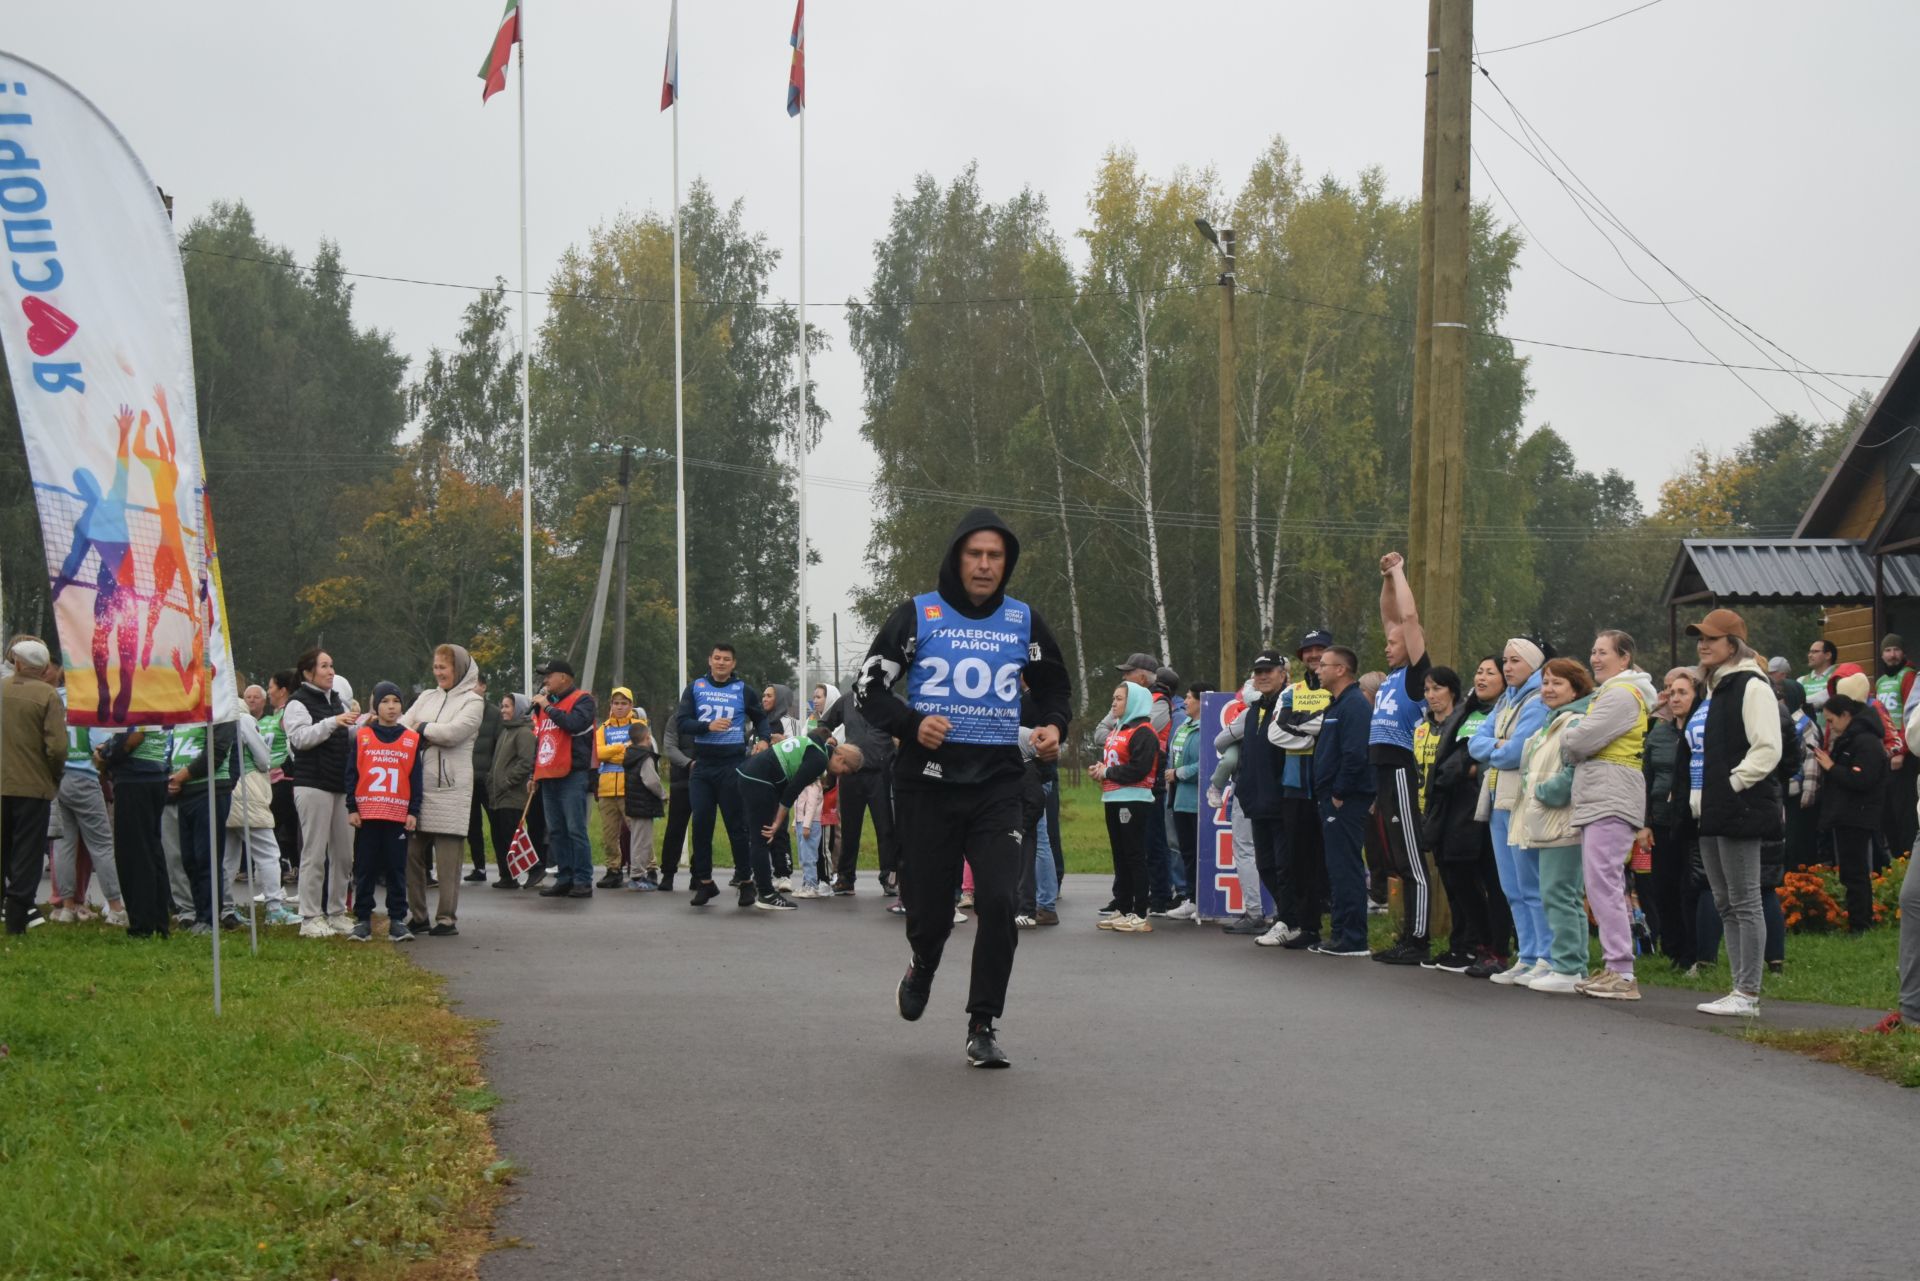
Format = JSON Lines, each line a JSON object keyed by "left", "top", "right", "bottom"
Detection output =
{"left": 856, "top": 508, "right": 1071, "bottom": 1068}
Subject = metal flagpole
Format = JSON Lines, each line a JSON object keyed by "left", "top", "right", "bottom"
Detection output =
{"left": 208, "top": 710, "right": 221, "bottom": 1016}
{"left": 795, "top": 90, "right": 808, "bottom": 693}
{"left": 517, "top": 11, "right": 535, "bottom": 697}
{"left": 670, "top": 0, "right": 688, "bottom": 696}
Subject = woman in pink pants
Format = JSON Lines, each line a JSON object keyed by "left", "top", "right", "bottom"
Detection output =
{"left": 1561, "top": 630, "right": 1661, "bottom": 1001}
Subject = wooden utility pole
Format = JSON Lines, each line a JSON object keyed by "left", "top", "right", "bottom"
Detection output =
{"left": 1216, "top": 228, "right": 1238, "bottom": 685}
{"left": 1422, "top": 0, "right": 1472, "bottom": 665}
{"left": 1407, "top": 0, "right": 1440, "bottom": 604}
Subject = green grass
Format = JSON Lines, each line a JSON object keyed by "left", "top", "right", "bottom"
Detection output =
{"left": 1625, "top": 926, "right": 1900, "bottom": 1011}
{"left": 1743, "top": 1026, "right": 1920, "bottom": 1087}
{"left": 0, "top": 924, "right": 498, "bottom": 1280}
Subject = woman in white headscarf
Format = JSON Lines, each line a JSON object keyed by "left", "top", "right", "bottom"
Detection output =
{"left": 1469, "top": 638, "right": 1555, "bottom": 986}
{"left": 402, "top": 643, "right": 484, "bottom": 935}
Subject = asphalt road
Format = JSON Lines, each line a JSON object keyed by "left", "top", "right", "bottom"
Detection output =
{"left": 413, "top": 871, "right": 1917, "bottom": 1281}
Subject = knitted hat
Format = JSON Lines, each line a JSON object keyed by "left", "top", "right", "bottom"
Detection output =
{"left": 1883, "top": 633, "right": 1905, "bottom": 651}
{"left": 1835, "top": 671, "right": 1873, "bottom": 704}
{"left": 371, "top": 680, "right": 404, "bottom": 709}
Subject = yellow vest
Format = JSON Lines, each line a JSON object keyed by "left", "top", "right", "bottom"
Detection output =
{"left": 1591, "top": 679, "right": 1648, "bottom": 770}
{"left": 1412, "top": 718, "right": 1441, "bottom": 813}
{"left": 1284, "top": 680, "right": 1331, "bottom": 758}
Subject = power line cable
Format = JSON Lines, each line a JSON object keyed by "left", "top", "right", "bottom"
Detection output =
{"left": 1479, "top": 0, "right": 1666, "bottom": 56}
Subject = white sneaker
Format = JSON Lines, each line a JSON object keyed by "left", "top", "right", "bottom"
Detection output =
{"left": 1489, "top": 960, "right": 1533, "bottom": 986}
{"left": 1529, "top": 970, "right": 1581, "bottom": 994}
{"left": 103, "top": 907, "right": 129, "bottom": 927}
{"left": 1697, "top": 991, "right": 1760, "bottom": 1017}
{"left": 299, "top": 917, "right": 333, "bottom": 939}
{"left": 1253, "top": 920, "right": 1292, "bottom": 947}
{"left": 326, "top": 913, "right": 356, "bottom": 935}
{"left": 1014, "top": 914, "right": 1036, "bottom": 928}
{"left": 1168, "top": 901, "right": 1199, "bottom": 921}
{"left": 1517, "top": 959, "right": 1552, "bottom": 987}
{"left": 50, "top": 906, "right": 77, "bottom": 924}
{"left": 774, "top": 877, "right": 793, "bottom": 893}
{"left": 952, "top": 909, "right": 967, "bottom": 925}
{"left": 813, "top": 884, "right": 837, "bottom": 899}
{"left": 1111, "top": 913, "right": 1153, "bottom": 934}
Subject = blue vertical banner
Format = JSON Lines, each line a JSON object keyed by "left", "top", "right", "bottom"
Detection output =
{"left": 1194, "top": 691, "right": 1276, "bottom": 922}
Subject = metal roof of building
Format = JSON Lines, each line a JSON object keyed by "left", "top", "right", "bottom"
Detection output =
{"left": 1663, "top": 538, "right": 1920, "bottom": 606}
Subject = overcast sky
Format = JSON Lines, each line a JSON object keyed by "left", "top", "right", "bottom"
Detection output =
{"left": 13, "top": 1, "right": 1919, "bottom": 669}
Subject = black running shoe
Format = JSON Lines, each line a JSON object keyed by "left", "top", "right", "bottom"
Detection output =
{"left": 1221, "top": 915, "right": 1269, "bottom": 936}
{"left": 896, "top": 963, "right": 933, "bottom": 1021}
{"left": 1097, "top": 898, "right": 1123, "bottom": 918}
{"left": 428, "top": 922, "right": 459, "bottom": 936}
{"left": 464, "top": 869, "right": 488, "bottom": 883}
{"left": 737, "top": 882, "right": 757, "bottom": 907}
{"left": 490, "top": 876, "right": 521, "bottom": 890}
{"left": 568, "top": 883, "right": 593, "bottom": 898}
{"left": 755, "top": 893, "right": 798, "bottom": 912}
{"left": 1372, "top": 941, "right": 1429, "bottom": 966}
{"left": 965, "top": 1020, "right": 1010, "bottom": 1069}
{"left": 537, "top": 881, "right": 572, "bottom": 898}
{"left": 1428, "top": 950, "right": 1476, "bottom": 973}
{"left": 690, "top": 881, "right": 719, "bottom": 907}
{"left": 1281, "top": 931, "right": 1321, "bottom": 951}
{"left": 596, "top": 869, "right": 624, "bottom": 889}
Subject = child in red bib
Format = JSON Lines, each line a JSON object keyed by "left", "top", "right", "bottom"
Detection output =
{"left": 345, "top": 681, "right": 425, "bottom": 942}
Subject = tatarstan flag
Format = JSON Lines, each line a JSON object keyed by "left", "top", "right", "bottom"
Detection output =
{"left": 478, "top": 0, "right": 521, "bottom": 103}
{"left": 786, "top": 0, "right": 804, "bottom": 116}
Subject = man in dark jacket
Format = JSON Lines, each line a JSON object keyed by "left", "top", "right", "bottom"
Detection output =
{"left": 820, "top": 688, "right": 899, "bottom": 893}
{"left": 856, "top": 508, "right": 1071, "bottom": 1068}
{"left": 1310, "top": 645, "right": 1376, "bottom": 957}
{"left": 1230, "top": 650, "right": 1289, "bottom": 935}
{"left": 531, "top": 659, "right": 598, "bottom": 898}
{"left": 1815, "top": 693, "right": 1887, "bottom": 933}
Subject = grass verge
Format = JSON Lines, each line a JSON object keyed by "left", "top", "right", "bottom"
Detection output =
{"left": 0, "top": 922, "right": 499, "bottom": 1280}
{"left": 1743, "top": 1026, "right": 1920, "bottom": 1087}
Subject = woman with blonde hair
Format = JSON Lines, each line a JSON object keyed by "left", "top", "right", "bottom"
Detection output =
{"left": 401, "top": 643, "right": 484, "bottom": 936}
{"left": 1513, "top": 658, "right": 1595, "bottom": 994}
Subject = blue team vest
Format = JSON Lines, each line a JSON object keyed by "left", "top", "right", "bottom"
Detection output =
{"left": 692, "top": 678, "right": 748, "bottom": 746}
{"left": 907, "top": 591, "right": 1032, "bottom": 746}
{"left": 1685, "top": 698, "right": 1710, "bottom": 792}
{"left": 1369, "top": 664, "right": 1426, "bottom": 753}
{"left": 600, "top": 720, "right": 632, "bottom": 777}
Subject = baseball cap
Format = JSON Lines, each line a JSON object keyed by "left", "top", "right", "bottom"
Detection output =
{"left": 1114, "top": 652, "right": 1159, "bottom": 674}
{"left": 535, "top": 657, "right": 575, "bottom": 677}
{"left": 1251, "top": 649, "right": 1285, "bottom": 671}
{"left": 1766, "top": 657, "right": 1791, "bottom": 675}
{"left": 1683, "top": 608, "right": 1748, "bottom": 642}
{"left": 1296, "top": 628, "right": 1333, "bottom": 655}
{"left": 610, "top": 685, "right": 634, "bottom": 700}
{"left": 1153, "top": 665, "right": 1180, "bottom": 691}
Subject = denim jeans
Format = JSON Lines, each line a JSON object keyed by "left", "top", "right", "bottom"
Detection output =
{"left": 797, "top": 821, "right": 825, "bottom": 889}
{"left": 1143, "top": 790, "right": 1175, "bottom": 906}
{"left": 1034, "top": 783, "right": 1059, "bottom": 911}
{"left": 539, "top": 770, "right": 594, "bottom": 888}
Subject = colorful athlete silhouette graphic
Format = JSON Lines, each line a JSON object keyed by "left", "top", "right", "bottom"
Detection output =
{"left": 50, "top": 406, "right": 141, "bottom": 720}
{"left": 131, "top": 384, "right": 197, "bottom": 668}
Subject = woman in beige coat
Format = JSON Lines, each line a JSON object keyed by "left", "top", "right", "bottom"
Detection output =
{"left": 402, "top": 643, "right": 483, "bottom": 934}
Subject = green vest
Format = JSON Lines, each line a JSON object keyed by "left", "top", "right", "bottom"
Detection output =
{"left": 1799, "top": 670, "right": 1828, "bottom": 705}
{"left": 168, "top": 725, "right": 231, "bottom": 782}
{"left": 128, "top": 726, "right": 171, "bottom": 765}
{"left": 1876, "top": 668, "right": 1912, "bottom": 731}
{"left": 771, "top": 734, "right": 826, "bottom": 781}
{"left": 66, "top": 725, "right": 94, "bottom": 765}
{"left": 259, "top": 709, "right": 289, "bottom": 769}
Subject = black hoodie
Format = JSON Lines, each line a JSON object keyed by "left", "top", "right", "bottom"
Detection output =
{"left": 855, "top": 508, "right": 1072, "bottom": 790}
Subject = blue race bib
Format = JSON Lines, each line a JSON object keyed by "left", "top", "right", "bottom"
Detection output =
{"left": 1369, "top": 665, "right": 1426, "bottom": 752}
{"left": 907, "top": 592, "right": 1032, "bottom": 747}
{"left": 692, "top": 679, "right": 747, "bottom": 746}
{"left": 600, "top": 720, "right": 632, "bottom": 775}
{"left": 1685, "top": 698, "right": 1710, "bottom": 792}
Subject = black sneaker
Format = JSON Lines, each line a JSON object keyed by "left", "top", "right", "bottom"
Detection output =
{"left": 833, "top": 883, "right": 856, "bottom": 897}
{"left": 219, "top": 912, "right": 244, "bottom": 931}
{"left": 658, "top": 874, "right": 676, "bottom": 893}
{"left": 737, "top": 882, "right": 757, "bottom": 908}
{"left": 1097, "top": 898, "right": 1123, "bottom": 918}
{"left": 1372, "top": 941, "right": 1429, "bottom": 966}
{"left": 965, "top": 1020, "right": 1010, "bottom": 1069}
{"left": 728, "top": 874, "right": 750, "bottom": 888}
{"left": 1429, "top": 950, "right": 1476, "bottom": 973}
{"left": 596, "top": 869, "right": 624, "bottom": 889}
{"left": 1281, "top": 932, "right": 1321, "bottom": 951}
{"left": 1464, "top": 953, "right": 1507, "bottom": 979}
{"left": 1221, "top": 915, "right": 1269, "bottom": 936}
{"left": 537, "top": 881, "right": 572, "bottom": 898}
{"left": 897, "top": 961, "right": 933, "bottom": 1021}
{"left": 756, "top": 893, "right": 799, "bottom": 912}
{"left": 690, "top": 881, "right": 719, "bottom": 907}
{"left": 349, "top": 920, "right": 372, "bottom": 942}
{"left": 568, "top": 883, "right": 593, "bottom": 898}
{"left": 429, "top": 922, "right": 459, "bottom": 936}
{"left": 464, "top": 869, "right": 488, "bottom": 883}
{"left": 525, "top": 868, "right": 547, "bottom": 888}
{"left": 1147, "top": 899, "right": 1181, "bottom": 918}
{"left": 491, "top": 876, "right": 520, "bottom": 889}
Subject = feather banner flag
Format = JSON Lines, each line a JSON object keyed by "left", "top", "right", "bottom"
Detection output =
{"left": 787, "top": 0, "right": 805, "bottom": 116}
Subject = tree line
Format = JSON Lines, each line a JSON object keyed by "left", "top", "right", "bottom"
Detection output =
{"left": 0, "top": 135, "right": 1866, "bottom": 723}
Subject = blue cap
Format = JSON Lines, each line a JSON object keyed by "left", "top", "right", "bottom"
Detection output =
{"left": 1297, "top": 629, "right": 1333, "bottom": 655}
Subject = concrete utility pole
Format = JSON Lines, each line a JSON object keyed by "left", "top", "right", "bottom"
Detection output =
{"left": 1407, "top": 0, "right": 1440, "bottom": 604}
{"left": 613, "top": 439, "right": 633, "bottom": 691}
{"left": 1197, "top": 218, "right": 1238, "bottom": 685}
{"left": 1422, "top": 0, "right": 1472, "bottom": 665}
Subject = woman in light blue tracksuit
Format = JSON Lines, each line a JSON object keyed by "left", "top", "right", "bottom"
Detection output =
{"left": 1470, "top": 639, "right": 1553, "bottom": 984}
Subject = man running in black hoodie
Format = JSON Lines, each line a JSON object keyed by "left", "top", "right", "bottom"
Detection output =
{"left": 857, "top": 509, "right": 1072, "bottom": 1068}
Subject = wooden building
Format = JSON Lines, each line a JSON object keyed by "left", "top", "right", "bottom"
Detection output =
{"left": 1664, "top": 324, "right": 1920, "bottom": 668}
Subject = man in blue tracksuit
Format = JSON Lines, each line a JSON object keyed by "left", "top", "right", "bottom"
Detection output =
{"left": 673, "top": 642, "right": 771, "bottom": 907}
{"left": 1310, "top": 645, "right": 1377, "bottom": 957}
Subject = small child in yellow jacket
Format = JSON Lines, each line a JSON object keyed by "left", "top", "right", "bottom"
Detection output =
{"left": 593, "top": 688, "right": 642, "bottom": 888}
